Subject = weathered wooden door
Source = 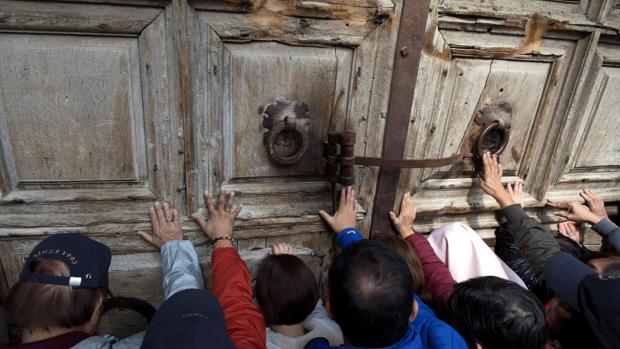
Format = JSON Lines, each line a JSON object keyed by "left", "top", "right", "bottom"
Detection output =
{"left": 0, "top": 0, "right": 618, "bottom": 335}
{"left": 392, "top": 0, "right": 620, "bottom": 248}
{"left": 0, "top": 0, "right": 401, "bottom": 333}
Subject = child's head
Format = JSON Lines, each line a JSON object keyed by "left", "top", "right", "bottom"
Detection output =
{"left": 448, "top": 276, "right": 546, "bottom": 349}
{"left": 255, "top": 254, "right": 319, "bottom": 326}
{"left": 328, "top": 240, "right": 415, "bottom": 347}
{"left": 6, "top": 259, "right": 107, "bottom": 335}
{"left": 372, "top": 234, "right": 427, "bottom": 298}
{"left": 6, "top": 233, "right": 111, "bottom": 337}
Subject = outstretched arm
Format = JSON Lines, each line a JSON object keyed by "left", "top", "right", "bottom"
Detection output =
{"left": 192, "top": 188, "right": 266, "bottom": 349}
{"left": 138, "top": 202, "right": 203, "bottom": 299}
{"left": 479, "top": 153, "right": 561, "bottom": 284}
{"left": 577, "top": 189, "right": 619, "bottom": 253}
{"left": 390, "top": 192, "right": 455, "bottom": 315}
{"left": 319, "top": 186, "right": 363, "bottom": 250}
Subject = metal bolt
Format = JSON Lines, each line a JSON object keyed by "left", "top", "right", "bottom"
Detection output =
{"left": 400, "top": 46, "right": 409, "bottom": 56}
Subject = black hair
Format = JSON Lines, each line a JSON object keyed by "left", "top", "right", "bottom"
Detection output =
{"left": 328, "top": 240, "right": 414, "bottom": 347}
{"left": 255, "top": 254, "right": 319, "bottom": 325}
{"left": 448, "top": 276, "right": 546, "bottom": 349}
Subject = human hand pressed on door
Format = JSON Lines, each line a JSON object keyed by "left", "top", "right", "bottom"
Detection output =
{"left": 319, "top": 186, "right": 357, "bottom": 233}
{"left": 478, "top": 152, "right": 514, "bottom": 208}
{"left": 271, "top": 242, "right": 294, "bottom": 255}
{"left": 547, "top": 199, "right": 603, "bottom": 225}
{"left": 191, "top": 187, "right": 242, "bottom": 249}
{"left": 138, "top": 201, "right": 182, "bottom": 249}
{"left": 506, "top": 180, "right": 525, "bottom": 208}
{"left": 580, "top": 189, "right": 608, "bottom": 220}
{"left": 389, "top": 192, "right": 416, "bottom": 239}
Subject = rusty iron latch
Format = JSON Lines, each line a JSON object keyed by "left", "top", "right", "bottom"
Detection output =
{"left": 324, "top": 131, "right": 473, "bottom": 210}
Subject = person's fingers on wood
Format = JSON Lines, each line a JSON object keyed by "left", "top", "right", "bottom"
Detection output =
{"left": 278, "top": 243, "right": 293, "bottom": 254}
{"left": 516, "top": 180, "right": 524, "bottom": 196}
{"left": 171, "top": 208, "right": 180, "bottom": 224}
{"left": 191, "top": 212, "right": 208, "bottom": 232}
{"left": 349, "top": 188, "right": 357, "bottom": 210}
{"left": 149, "top": 205, "right": 160, "bottom": 231}
{"left": 154, "top": 202, "right": 168, "bottom": 228}
{"left": 225, "top": 191, "right": 235, "bottom": 212}
{"left": 137, "top": 231, "right": 153, "bottom": 244}
{"left": 547, "top": 199, "right": 568, "bottom": 209}
{"left": 338, "top": 187, "right": 346, "bottom": 210}
{"left": 389, "top": 211, "right": 397, "bottom": 222}
{"left": 482, "top": 152, "right": 491, "bottom": 176}
{"left": 204, "top": 191, "right": 215, "bottom": 214}
{"left": 232, "top": 203, "right": 242, "bottom": 218}
{"left": 163, "top": 202, "right": 172, "bottom": 223}
{"left": 319, "top": 210, "right": 333, "bottom": 223}
{"left": 217, "top": 187, "right": 226, "bottom": 211}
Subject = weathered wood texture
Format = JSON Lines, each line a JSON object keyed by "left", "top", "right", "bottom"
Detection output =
{"left": 1, "top": 0, "right": 620, "bottom": 335}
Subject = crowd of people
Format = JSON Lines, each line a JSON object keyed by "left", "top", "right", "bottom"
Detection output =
{"left": 0, "top": 153, "right": 619, "bottom": 349}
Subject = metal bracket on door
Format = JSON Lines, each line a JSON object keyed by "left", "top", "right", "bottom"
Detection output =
{"left": 324, "top": 131, "right": 473, "bottom": 211}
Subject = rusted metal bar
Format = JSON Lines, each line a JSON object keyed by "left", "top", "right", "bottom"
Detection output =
{"left": 370, "top": 0, "right": 433, "bottom": 236}
{"left": 324, "top": 131, "right": 471, "bottom": 215}
{"left": 355, "top": 153, "right": 472, "bottom": 168}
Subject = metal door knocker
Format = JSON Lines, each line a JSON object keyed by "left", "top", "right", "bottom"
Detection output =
{"left": 262, "top": 98, "right": 311, "bottom": 166}
{"left": 473, "top": 104, "right": 511, "bottom": 158}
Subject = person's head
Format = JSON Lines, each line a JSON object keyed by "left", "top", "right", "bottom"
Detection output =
{"left": 545, "top": 252, "right": 620, "bottom": 348}
{"left": 5, "top": 233, "right": 111, "bottom": 338}
{"left": 328, "top": 240, "right": 415, "bottom": 347}
{"left": 255, "top": 254, "right": 319, "bottom": 326}
{"left": 448, "top": 276, "right": 546, "bottom": 349}
{"left": 141, "top": 289, "right": 235, "bottom": 349}
{"left": 372, "top": 234, "right": 427, "bottom": 300}
{"left": 580, "top": 251, "right": 620, "bottom": 275}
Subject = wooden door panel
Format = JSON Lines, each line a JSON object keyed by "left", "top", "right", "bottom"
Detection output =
{"left": 0, "top": 4, "right": 184, "bottom": 208}
{"left": 389, "top": 2, "right": 620, "bottom": 242}
{"left": 226, "top": 43, "right": 353, "bottom": 178}
{"left": 547, "top": 41, "right": 620, "bottom": 201}
{"left": 0, "top": 0, "right": 185, "bottom": 324}
{"left": 186, "top": 1, "right": 401, "bottom": 238}
{"left": 0, "top": 34, "right": 143, "bottom": 183}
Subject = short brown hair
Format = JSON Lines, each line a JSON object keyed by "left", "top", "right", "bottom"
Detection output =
{"left": 255, "top": 254, "right": 319, "bottom": 325}
{"left": 5, "top": 258, "right": 106, "bottom": 333}
{"left": 372, "top": 234, "right": 429, "bottom": 302}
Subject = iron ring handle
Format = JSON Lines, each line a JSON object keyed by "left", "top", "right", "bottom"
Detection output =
{"left": 476, "top": 121, "right": 510, "bottom": 158}
{"left": 266, "top": 120, "right": 309, "bottom": 165}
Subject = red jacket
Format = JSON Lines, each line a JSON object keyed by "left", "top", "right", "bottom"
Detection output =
{"left": 211, "top": 247, "right": 266, "bottom": 349}
{"left": 405, "top": 234, "right": 455, "bottom": 317}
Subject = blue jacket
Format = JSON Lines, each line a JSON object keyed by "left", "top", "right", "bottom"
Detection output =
{"left": 304, "top": 229, "right": 467, "bottom": 349}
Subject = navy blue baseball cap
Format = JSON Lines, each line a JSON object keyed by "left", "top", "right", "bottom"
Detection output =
{"left": 20, "top": 233, "right": 112, "bottom": 289}
{"left": 141, "top": 289, "right": 235, "bottom": 349}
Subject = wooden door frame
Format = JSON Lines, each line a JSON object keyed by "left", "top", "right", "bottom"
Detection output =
{"left": 370, "top": 0, "right": 432, "bottom": 236}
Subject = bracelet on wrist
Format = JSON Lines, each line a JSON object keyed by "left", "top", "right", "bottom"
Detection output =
{"left": 212, "top": 235, "right": 234, "bottom": 244}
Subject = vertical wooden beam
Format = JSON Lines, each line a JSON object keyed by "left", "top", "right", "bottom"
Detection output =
{"left": 170, "top": 0, "right": 193, "bottom": 214}
{"left": 369, "top": 0, "right": 432, "bottom": 236}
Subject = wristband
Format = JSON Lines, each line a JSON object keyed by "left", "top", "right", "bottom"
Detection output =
{"left": 212, "top": 236, "right": 234, "bottom": 244}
